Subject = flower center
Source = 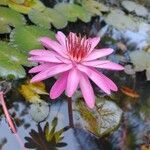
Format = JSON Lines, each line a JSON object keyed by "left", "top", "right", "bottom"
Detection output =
{"left": 66, "top": 33, "right": 91, "bottom": 62}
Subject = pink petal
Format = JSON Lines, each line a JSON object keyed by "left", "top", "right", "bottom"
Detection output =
{"left": 28, "top": 55, "right": 62, "bottom": 63}
{"left": 30, "top": 64, "right": 72, "bottom": 83}
{"left": 93, "top": 69, "right": 118, "bottom": 91}
{"left": 84, "top": 48, "right": 114, "bottom": 61}
{"left": 95, "top": 62, "right": 124, "bottom": 70}
{"left": 88, "top": 37, "right": 100, "bottom": 53}
{"left": 0, "top": 92, "right": 17, "bottom": 133}
{"left": 77, "top": 64, "right": 111, "bottom": 94}
{"left": 50, "top": 72, "right": 68, "bottom": 99}
{"left": 82, "top": 60, "right": 110, "bottom": 67}
{"left": 29, "top": 63, "right": 57, "bottom": 73}
{"left": 29, "top": 49, "right": 52, "bottom": 56}
{"left": 66, "top": 68, "right": 80, "bottom": 97}
{"left": 39, "top": 37, "right": 68, "bottom": 58}
{"left": 79, "top": 73, "right": 95, "bottom": 109}
{"left": 56, "top": 31, "right": 67, "bottom": 47}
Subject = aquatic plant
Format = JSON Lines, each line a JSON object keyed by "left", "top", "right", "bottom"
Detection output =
{"left": 28, "top": 31, "right": 124, "bottom": 127}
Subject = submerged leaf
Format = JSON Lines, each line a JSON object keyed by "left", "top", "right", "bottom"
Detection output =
{"left": 25, "top": 120, "right": 68, "bottom": 149}
{"left": 0, "top": 42, "right": 31, "bottom": 79}
{"left": 28, "top": 8, "right": 68, "bottom": 29}
{"left": 75, "top": 97, "right": 122, "bottom": 137}
{"left": 0, "top": 6, "right": 26, "bottom": 33}
{"left": 7, "top": 0, "right": 45, "bottom": 14}
{"left": 10, "top": 25, "right": 55, "bottom": 52}
{"left": 19, "top": 81, "right": 48, "bottom": 103}
{"left": 54, "top": 3, "right": 92, "bottom": 22}
{"left": 29, "top": 101, "right": 50, "bottom": 122}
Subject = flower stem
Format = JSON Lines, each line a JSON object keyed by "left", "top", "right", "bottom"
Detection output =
{"left": 0, "top": 92, "right": 17, "bottom": 133}
{"left": 67, "top": 97, "right": 74, "bottom": 128}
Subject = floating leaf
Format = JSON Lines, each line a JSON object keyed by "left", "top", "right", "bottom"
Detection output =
{"left": 74, "top": 97, "right": 122, "bottom": 137}
{"left": 0, "top": 42, "right": 31, "bottom": 79}
{"left": 7, "top": 0, "right": 45, "bottom": 14}
{"left": 25, "top": 119, "right": 68, "bottom": 149}
{"left": 28, "top": 8, "right": 68, "bottom": 29}
{"left": 19, "top": 81, "right": 48, "bottom": 103}
{"left": 121, "top": 0, "right": 148, "bottom": 17}
{"left": 120, "top": 86, "right": 140, "bottom": 98}
{"left": 129, "top": 50, "right": 150, "bottom": 80}
{"left": 29, "top": 101, "right": 50, "bottom": 122}
{"left": 10, "top": 26, "right": 55, "bottom": 52}
{"left": 81, "top": 0, "right": 109, "bottom": 15}
{"left": 0, "top": 0, "right": 7, "bottom": 5}
{"left": 54, "top": 3, "right": 92, "bottom": 22}
{"left": 105, "top": 8, "right": 140, "bottom": 31}
{"left": 0, "top": 6, "right": 26, "bottom": 33}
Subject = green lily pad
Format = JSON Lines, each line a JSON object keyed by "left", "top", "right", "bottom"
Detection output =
{"left": 54, "top": 3, "right": 92, "bottom": 23}
{"left": 74, "top": 97, "right": 122, "bottom": 137}
{"left": 129, "top": 50, "right": 150, "bottom": 80}
{"left": 7, "top": 0, "right": 45, "bottom": 14}
{"left": 105, "top": 8, "right": 140, "bottom": 31}
{"left": 10, "top": 25, "right": 55, "bottom": 53}
{"left": 0, "top": 6, "right": 26, "bottom": 33}
{"left": 28, "top": 8, "right": 68, "bottom": 29}
{"left": 0, "top": 0, "right": 7, "bottom": 5}
{"left": 0, "top": 42, "right": 32, "bottom": 79}
{"left": 81, "top": 0, "right": 109, "bottom": 15}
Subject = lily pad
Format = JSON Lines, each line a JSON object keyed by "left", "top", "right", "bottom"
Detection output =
{"left": 0, "top": 0, "right": 7, "bottom": 5}
{"left": 129, "top": 50, "right": 150, "bottom": 80}
{"left": 74, "top": 97, "right": 122, "bottom": 137}
{"left": 28, "top": 8, "right": 68, "bottom": 29}
{"left": 121, "top": 1, "right": 148, "bottom": 17}
{"left": 10, "top": 25, "right": 55, "bottom": 53}
{"left": 0, "top": 6, "right": 26, "bottom": 33}
{"left": 54, "top": 3, "right": 92, "bottom": 23}
{"left": 81, "top": 0, "right": 109, "bottom": 15}
{"left": 0, "top": 42, "right": 32, "bottom": 79}
{"left": 105, "top": 8, "right": 140, "bottom": 31}
{"left": 29, "top": 101, "right": 50, "bottom": 123}
{"left": 7, "top": 0, "right": 45, "bottom": 14}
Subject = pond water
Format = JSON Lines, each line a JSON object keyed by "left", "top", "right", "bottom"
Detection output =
{"left": 0, "top": 0, "right": 150, "bottom": 150}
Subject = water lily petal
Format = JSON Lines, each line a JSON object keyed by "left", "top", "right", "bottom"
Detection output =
{"left": 56, "top": 31, "right": 67, "bottom": 47}
{"left": 84, "top": 48, "right": 114, "bottom": 61}
{"left": 28, "top": 55, "right": 62, "bottom": 63}
{"left": 93, "top": 69, "right": 118, "bottom": 91}
{"left": 79, "top": 73, "right": 95, "bottom": 109}
{"left": 88, "top": 37, "right": 100, "bottom": 52}
{"left": 77, "top": 64, "right": 111, "bottom": 94}
{"left": 30, "top": 64, "right": 72, "bottom": 83}
{"left": 29, "top": 49, "right": 52, "bottom": 56}
{"left": 66, "top": 68, "right": 80, "bottom": 97}
{"left": 95, "top": 62, "right": 124, "bottom": 70}
{"left": 29, "top": 63, "right": 57, "bottom": 73}
{"left": 82, "top": 60, "right": 110, "bottom": 67}
{"left": 50, "top": 72, "right": 68, "bottom": 99}
{"left": 39, "top": 37, "right": 68, "bottom": 58}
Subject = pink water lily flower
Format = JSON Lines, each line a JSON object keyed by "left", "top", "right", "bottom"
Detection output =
{"left": 28, "top": 31, "right": 124, "bottom": 109}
